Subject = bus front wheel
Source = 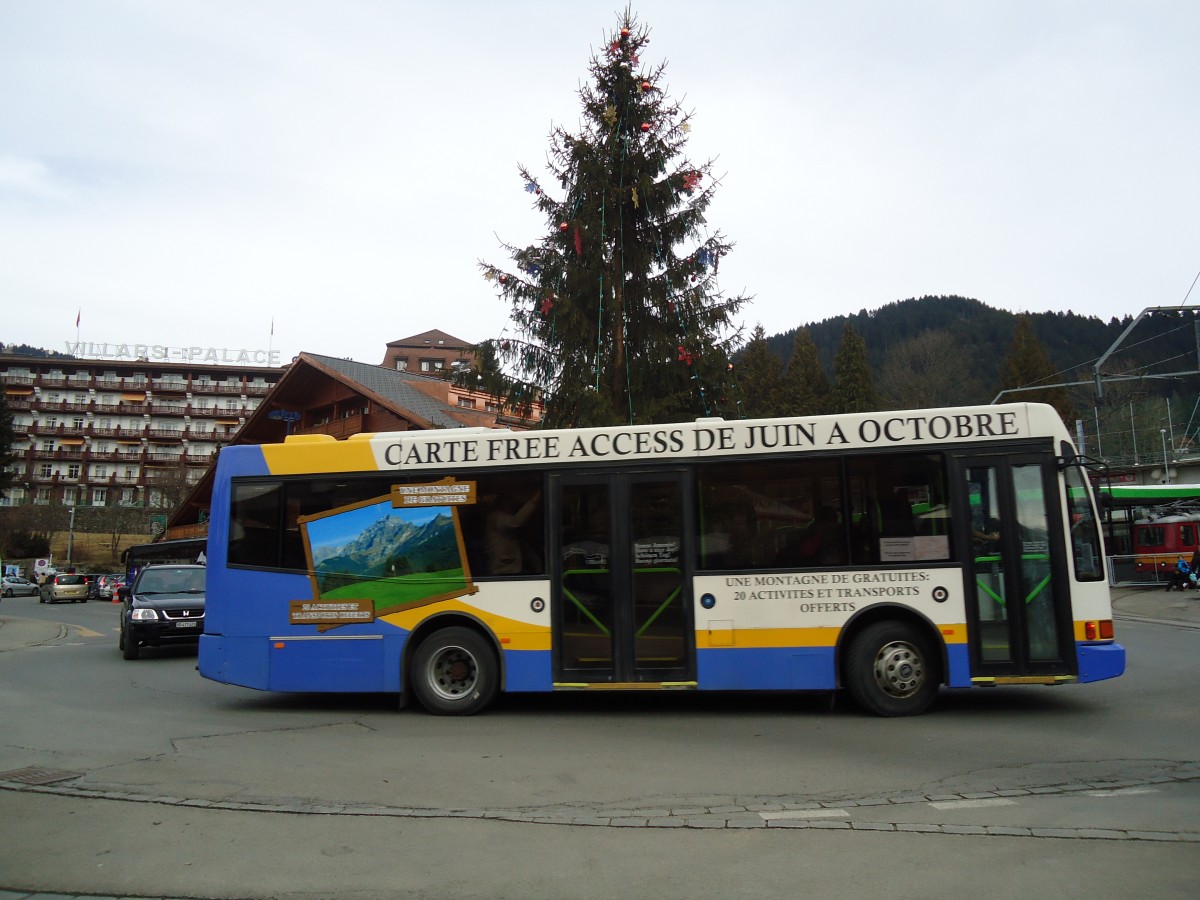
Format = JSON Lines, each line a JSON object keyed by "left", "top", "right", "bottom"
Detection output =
{"left": 411, "top": 627, "right": 498, "bottom": 716}
{"left": 846, "top": 621, "right": 938, "bottom": 716}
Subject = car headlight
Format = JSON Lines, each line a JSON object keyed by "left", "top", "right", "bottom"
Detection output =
{"left": 130, "top": 608, "right": 159, "bottom": 621}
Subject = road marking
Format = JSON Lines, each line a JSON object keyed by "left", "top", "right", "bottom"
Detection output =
{"left": 929, "top": 798, "right": 1018, "bottom": 810}
{"left": 760, "top": 809, "right": 850, "bottom": 820}
{"left": 1084, "top": 788, "right": 1159, "bottom": 797}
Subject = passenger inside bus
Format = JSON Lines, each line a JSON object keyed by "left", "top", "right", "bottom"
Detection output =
{"left": 484, "top": 489, "right": 542, "bottom": 575}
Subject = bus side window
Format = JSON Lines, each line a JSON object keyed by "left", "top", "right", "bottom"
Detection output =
{"left": 229, "top": 482, "right": 284, "bottom": 568}
{"left": 697, "top": 458, "right": 844, "bottom": 570}
{"left": 847, "top": 453, "right": 952, "bottom": 565}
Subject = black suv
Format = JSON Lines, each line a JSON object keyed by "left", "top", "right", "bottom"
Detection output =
{"left": 118, "top": 564, "right": 206, "bottom": 660}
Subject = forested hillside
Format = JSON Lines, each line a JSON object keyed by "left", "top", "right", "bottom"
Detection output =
{"left": 758, "top": 295, "right": 1196, "bottom": 409}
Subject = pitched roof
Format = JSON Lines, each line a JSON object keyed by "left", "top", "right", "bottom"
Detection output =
{"left": 300, "top": 352, "right": 467, "bottom": 429}
{"left": 383, "top": 329, "right": 471, "bottom": 349}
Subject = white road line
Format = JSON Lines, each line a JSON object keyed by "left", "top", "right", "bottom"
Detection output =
{"left": 929, "top": 798, "right": 1018, "bottom": 810}
{"left": 1084, "top": 788, "right": 1159, "bottom": 797}
{"left": 760, "top": 809, "right": 850, "bottom": 820}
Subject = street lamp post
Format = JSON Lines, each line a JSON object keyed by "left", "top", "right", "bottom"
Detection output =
{"left": 1161, "top": 428, "right": 1171, "bottom": 485}
{"left": 67, "top": 505, "right": 76, "bottom": 567}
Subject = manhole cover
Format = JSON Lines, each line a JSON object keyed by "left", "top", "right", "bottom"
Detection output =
{"left": 0, "top": 766, "right": 83, "bottom": 785}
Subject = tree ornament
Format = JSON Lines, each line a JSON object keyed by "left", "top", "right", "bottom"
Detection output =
{"left": 540, "top": 295, "right": 555, "bottom": 315}
{"left": 559, "top": 222, "right": 569, "bottom": 232}
{"left": 498, "top": 274, "right": 508, "bottom": 284}
{"left": 631, "top": 186, "right": 639, "bottom": 208}
{"left": 640, "top": 122, "right": 651, "bottom": 133}
{"left": 641, "top": 81, "right": 652, "bottom": 92}
{"left": 682, "top": 171, "right": 702, "bottom": 193}
{"left": 603, "top": 104, "right": 618, "bottom": 127}
{"left": 524, "top": 182, "right": 538, "bottom": 193}
{"left": 620, "top": 27, "right": 630, "bottom": 38}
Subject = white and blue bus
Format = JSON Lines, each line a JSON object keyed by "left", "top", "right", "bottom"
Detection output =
{"left": 198, "top": 403, "right": 1124, "bottom": 716}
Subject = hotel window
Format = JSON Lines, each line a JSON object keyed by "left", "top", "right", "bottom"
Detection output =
{"left": 62, "top": 487, "right": 78, "bottom": 505}
{"left": 92, "top": 488, "right": 107, "bottom": 506}
{"left": 120, "top": 488, "right": 136, "bottom": 506}
{"left": 72, "top": 416, "right": 85, "bottom": 429}
{"left": 457, "top": 398, "right": 477, "bottom": 409}
{"left": 67, "top": 463, "right": 81, "bottom": 479}
{"left": 94, "top": 465, "right": 108, "bottom": 478}
{"left": 35, "top": 488, "right": 51, "bottom": 505}
{"left": 38, "top": 463, "right": 53, "bottom": 477}
{"left": 485, "top": 401, "right": 501, "bottom": 414}
{"left": 395, "top": 357, "right": 408, "bottom": 371}
{"left": 420, "top": 358, "right": 444, "bottom": 372}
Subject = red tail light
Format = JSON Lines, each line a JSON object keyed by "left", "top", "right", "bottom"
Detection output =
{"left": 1085, "top": 620, "right": 1115, "bottom": 641}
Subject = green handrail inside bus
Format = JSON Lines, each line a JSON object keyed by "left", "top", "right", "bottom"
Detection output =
{"left": 560, "top": 577, "right": 611, "bottom": 637}
{"left": 561, "top": 566, "right": 683, "bottom": 638}
{"left": 973, "top": 553, "right": 1052, "bottom": 607}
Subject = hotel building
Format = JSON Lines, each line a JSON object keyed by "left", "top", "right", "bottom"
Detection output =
{"left": 1, "top": 352, "right": 281, "bottom": 509}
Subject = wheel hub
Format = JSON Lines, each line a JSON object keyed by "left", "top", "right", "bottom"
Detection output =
{"left": 430, "top": 647, "right": 477, "bottom": 699}
{"left": 873, "top": 640, "right": 924, "bottom": 698}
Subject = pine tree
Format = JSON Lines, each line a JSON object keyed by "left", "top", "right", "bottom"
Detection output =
{"left": 735, "top": 325, "right": 784, "bottom": 418}
{"left": 999, "top": 315, "right": 1074, "bottom": 421}
{"left": 780, "top": 328, "right": 831, "bottom": 416}
{"left": 476, "top": 9, "right": 748, "bottom": 428}
{"left": 832, "top": 322, "right": 878, "bottom": 413}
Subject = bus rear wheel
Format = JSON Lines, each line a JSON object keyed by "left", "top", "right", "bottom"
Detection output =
{"left": 411, "top": 627, "right": 497, "bottom": 716}
{"left": 846, "top": 621, "right": 938, "bottom": 716}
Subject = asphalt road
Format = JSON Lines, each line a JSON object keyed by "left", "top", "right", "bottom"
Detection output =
{"left": 0, "top": 588, "right": 1197, "bottom": 899}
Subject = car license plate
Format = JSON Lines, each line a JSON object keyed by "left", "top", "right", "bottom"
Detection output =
{"left": 175, "top": 621, "right": 198, "bottom": 628}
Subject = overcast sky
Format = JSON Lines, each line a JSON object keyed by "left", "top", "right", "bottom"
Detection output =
{"left": 2, "top": 1, "right": 1196, "bottom": 368}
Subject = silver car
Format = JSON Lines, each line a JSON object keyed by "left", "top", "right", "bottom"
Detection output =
{"left": 2, "top": 575, "right": 41, "bottom": 598}
{"left": 44, "top": 573, "right": 89, "bottom": 603}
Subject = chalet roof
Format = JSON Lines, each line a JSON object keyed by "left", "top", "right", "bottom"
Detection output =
{"left": 300, "top": 352, "right": 466, "bottom": 429}
{"left": 383, "top": 329, "right": 471, "bottom": 349}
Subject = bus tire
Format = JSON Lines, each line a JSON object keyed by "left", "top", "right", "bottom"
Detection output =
{"left": 846, "top": 621, "right": 938, "bottom": 717}
{"left": 411, "top": 627, "right": 497, "bottom": 716}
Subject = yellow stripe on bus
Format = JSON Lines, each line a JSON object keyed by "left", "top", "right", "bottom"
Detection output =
{"left": 379, "top": 599, "right": 551, "bottom": 651}
{"left": 695, "top": 624, "right": 968, "bottom": 649}
{"left": 262, "top": 436, "right": 378, "bottom": 475}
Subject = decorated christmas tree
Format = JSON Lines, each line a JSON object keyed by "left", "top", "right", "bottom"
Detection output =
{"left": 476, "top": 9, "right": 749, "bottom": 428}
